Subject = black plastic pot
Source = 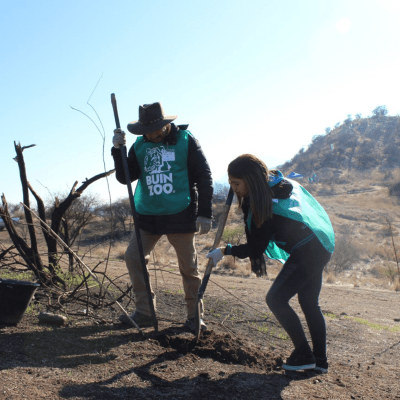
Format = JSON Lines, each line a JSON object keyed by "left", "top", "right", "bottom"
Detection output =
{"left": 0, "top": 279, "right": 40, "bottom": 326}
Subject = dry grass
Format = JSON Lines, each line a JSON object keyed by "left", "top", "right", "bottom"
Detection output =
{"left": 4, "top": 172, "right": 400, "bottom": 292}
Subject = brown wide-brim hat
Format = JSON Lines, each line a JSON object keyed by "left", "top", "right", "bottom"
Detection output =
{"left": 127, "top": 102, "right": 177, "bottom": 135}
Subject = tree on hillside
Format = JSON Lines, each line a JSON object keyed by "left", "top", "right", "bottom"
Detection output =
{"left": 334, "top": 122, "right": 340, "bottom": 129}
{"left": 372, "top": 105, "right": 388, "bottom": 117}
{"left": 355, "top": 113, "right": 362, "bottom": 120}
{"left": 344, "top": 114, "right": 352, "bottom": 125}
{"left": 325, "top": 127, "right": 331, "bottom": 134}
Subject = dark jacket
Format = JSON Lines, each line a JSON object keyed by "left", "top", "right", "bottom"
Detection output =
{"left": 111, "top": 123, "right": 213, "bottom": 234}
{"left": 227, "top": 179, "right": 316, "bottom": 259}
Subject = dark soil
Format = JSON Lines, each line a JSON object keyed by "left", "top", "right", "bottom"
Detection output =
{"left": 0, "top": 274, "right": 400, "bottom": 399}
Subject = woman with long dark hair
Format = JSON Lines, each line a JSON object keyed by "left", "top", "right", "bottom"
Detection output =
{"left": 207, "top": 154, "right": 335, "bottom": 373}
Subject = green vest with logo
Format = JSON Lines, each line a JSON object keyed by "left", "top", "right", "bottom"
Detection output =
{"left": 254, "top": 171, "right": 335, "bottom": 263}
{"left": 133, "top": 130, "right": 191, "bottom": 215}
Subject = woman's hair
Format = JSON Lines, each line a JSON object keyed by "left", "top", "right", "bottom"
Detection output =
{"left": 228, "top": 154, "right": 274, "bottom": 227}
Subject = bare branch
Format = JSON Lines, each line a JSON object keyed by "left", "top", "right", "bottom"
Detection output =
{"left": 21, "top": 144, "right": 36, "bottom": 151}
{"left": 22, "top": 203, "right": 143, "bottom": 335}
{"left": 76, "top": 169, "right": 115, "bottom": 193}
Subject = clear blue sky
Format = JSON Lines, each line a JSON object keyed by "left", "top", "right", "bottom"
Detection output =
{"left": 1, "top": 0, "right": 400, "bottom": 205}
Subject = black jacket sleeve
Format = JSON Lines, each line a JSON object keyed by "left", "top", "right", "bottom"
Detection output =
{"left": 187, "top": 135, "right": 213, "bottom": 219}
{"left": 228, "top": 219, "right": 275, "bottom": 259}
{"left": 224, "top": 179, "right": 316, "bottom": 259}
{"left": 111, "top": 145, "right": 141, "bottom": 184}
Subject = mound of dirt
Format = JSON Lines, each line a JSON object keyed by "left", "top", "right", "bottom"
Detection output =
{"left": 155, "top": 330, "right": 281, "bottom": 370}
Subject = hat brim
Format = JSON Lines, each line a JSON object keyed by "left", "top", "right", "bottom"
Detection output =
{"left": 127, "top": 116, "right": 177, "bottom": 135}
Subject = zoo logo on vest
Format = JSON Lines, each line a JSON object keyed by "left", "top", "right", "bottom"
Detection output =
{"left": 144, "top": 146, "right": 176, "bottom": 196}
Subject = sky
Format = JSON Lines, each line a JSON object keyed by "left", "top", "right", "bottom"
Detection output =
{"left": 1, "top": 0, "right": 400, "bottom": 206}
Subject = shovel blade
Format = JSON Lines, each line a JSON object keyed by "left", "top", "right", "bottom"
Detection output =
{"left": 194, "top": 298, "right": 202, "bottom": 341}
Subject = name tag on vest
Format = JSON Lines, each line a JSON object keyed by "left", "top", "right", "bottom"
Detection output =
{"left": 162, "top": 149, "right": 175, "bottom": 161}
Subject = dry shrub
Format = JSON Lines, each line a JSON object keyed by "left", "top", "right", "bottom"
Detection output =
{"left": 369, "top": 260, "right": 400, "bottom": 289}
{"left": 351, "top": 275, "right": 360, "bottom": 288}
{"left": 369, "top": 263, "right": 388, "bottom": 279}
{"left": 89, "top": 241, "right": 128, "bottom": 260}
{"left": 326, "top": 225, "right": 361, "bottom": 274}
{"left": 325, "top": 272, "right": 335, "bottom": 283}
{"left": 222, "top": 224, "right": 245, "bottom": 245}
{"left": 367, "top": 243, "right": 392, "bottom": 260}
{"left": 218, "top": 256, "right": 235, "bottom": 271}
{"left": 216, "top": 256, "right": 250, "bottom": 276}
{"left": 234, "top": 206, "right": 243, "bottom": 217}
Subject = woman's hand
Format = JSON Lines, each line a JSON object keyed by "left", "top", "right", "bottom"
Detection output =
{"left": 206, "top": 247, "right": 225, "bottom": 267}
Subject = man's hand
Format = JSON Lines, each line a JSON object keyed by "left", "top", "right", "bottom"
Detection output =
{"left": 113, "top": 129, "right": 126, "bottom": 149}
{"left": 196, "top": 216, "right": 212, "bottom": 235}
{"left": 206, "top": 247, "right": 224, "bottom": 267}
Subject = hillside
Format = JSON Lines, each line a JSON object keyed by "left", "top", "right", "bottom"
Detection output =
{"left": 279, "top": 111, "right": 400, "bottom": 181}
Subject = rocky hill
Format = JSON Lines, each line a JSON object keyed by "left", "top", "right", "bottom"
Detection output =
{"left": 279, "top": 108, "right": 400, "bottom": 183}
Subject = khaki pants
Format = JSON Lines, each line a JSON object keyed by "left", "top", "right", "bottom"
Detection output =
{"left": 125, "top": 230, "right": 202, "bottom": 319}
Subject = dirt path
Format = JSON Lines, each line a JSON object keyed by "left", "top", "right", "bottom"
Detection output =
{"left": 1, "top": 265, "right": 399, "bottom": 399}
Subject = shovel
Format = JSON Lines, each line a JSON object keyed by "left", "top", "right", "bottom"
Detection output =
{"left": 194, "top": 187, "right": 234, "bottom": 340}
{"left": 111, "top": 93, "right": 158, "bottom": 332}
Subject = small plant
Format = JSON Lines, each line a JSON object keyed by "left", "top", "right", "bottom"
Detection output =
{"left": 278, "top": 332, "right": 289, "bottom": 340}
{"left": 0, "top": 270, "right": 36, "bottom": 282}
{"left": 25, "top": 302, "right": 39, "bottom": 315}
{"left": 222, "top": 225, "right": 245, "bottom": 245}
{"left": 323, "top": 312, "right": 338, "bottom": 319}
{"left": 344, "top": 316, "right": 400, "bottom": 333}
{"left": 257, "top": 325, "right": 269, "bottom": 334}
{"left": 44, "top": 263, "right": 98, "bottom": 291}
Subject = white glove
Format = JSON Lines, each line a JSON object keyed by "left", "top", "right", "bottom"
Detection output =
{"left": 113, "top": 129, "right": 126, "bottom": 149}
{"left": 206, "top": 248, "right": 224, "bottom": 267}
{"left": 196, "top": 216, "right": 212, "bottom": 235}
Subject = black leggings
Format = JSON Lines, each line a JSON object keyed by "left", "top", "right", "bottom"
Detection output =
{"left": 266, "top": 238, "right": 331, "bottom": 360}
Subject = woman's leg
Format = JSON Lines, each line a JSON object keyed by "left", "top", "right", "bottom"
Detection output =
{"left": 266, "top": 259, "right": 312, "bottom": 353}
{"left": 297, "top": 248, "right": 331, "bottom": 361}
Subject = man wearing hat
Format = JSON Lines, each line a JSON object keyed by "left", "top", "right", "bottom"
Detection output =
{"left": 112, "top": 102, "right": 213, "bottom": 331}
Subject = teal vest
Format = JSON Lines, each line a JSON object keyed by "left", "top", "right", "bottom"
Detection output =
{"left": 261, "top": 171, "right": 335, "bottom": 263}
{"left": 133, "top": 131, "right": 192, "bottom": 215}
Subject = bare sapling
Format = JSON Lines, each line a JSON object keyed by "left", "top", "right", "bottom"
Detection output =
{"left": 384, "top": 216, "right": 400, "bottom": 290}
{"left": 1, "top": 142, "right": 114, "bottom": 288}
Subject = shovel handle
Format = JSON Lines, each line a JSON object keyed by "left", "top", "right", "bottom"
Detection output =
{"left": 111, "top": 93, "right": 121, "bottom": 129}
{"left": 194, "top": 187, "right": 234, "bottom": 340}
{"left": 198, "top": 187, "right": 234, "bottom": 296}
{"left": 110, "top": 93, "right": 158, "bottom": 333}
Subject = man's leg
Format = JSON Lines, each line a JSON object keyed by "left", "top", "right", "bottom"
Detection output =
{"left": 166, "top": 232, "right": 201, "bottom": 319}
{"left": 125, "top": 229, "right": 161, "bottom": 316}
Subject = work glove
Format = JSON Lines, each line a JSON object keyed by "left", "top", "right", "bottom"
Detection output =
{"left": 206, "top": 248, "right": 224, "bottom": 267}
{"left": 112, "top": 129, "right": 126, "bottom": 149}
{"left": 196, "top": 216, "right": 212, "bottom": 235}
{"left": 250, "top": 256, "right": 267, "bottom": 277}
